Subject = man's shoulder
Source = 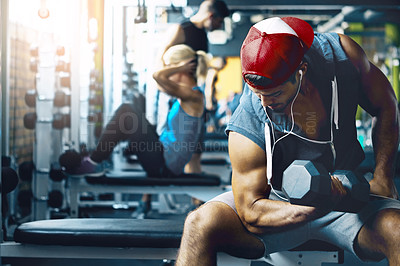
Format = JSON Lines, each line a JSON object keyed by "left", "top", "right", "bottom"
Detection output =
{"left": 306, "top": 32, "right": 348, "bottom": 68}
{"left": 313, "top": 32, "right": 339, "bottom": 42}
{"left": 180, "top": 20, "right": 194, "bottom": 28}
{"left": 228, "top": 130, "right": 265, "bottom": 158}
{"left": 310, "top": 32, "right": 341, "bottom": 51}
{"left": 226, "top": 104, "right": 266, "bottom": 152}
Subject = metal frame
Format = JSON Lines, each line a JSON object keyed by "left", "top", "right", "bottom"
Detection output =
{"left": 0, "top": 1, "right": 4, "bottom": 260}
{"left": 0, "top": 3, "right": 8, "bottom": 265}
{"left": 67, "top": 175, "right": 231, "bottom": 217}
{"left": 1, "top": 0, "right": 10, "bottom": 157}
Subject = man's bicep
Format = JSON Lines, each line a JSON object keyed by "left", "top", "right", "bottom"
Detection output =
{"left": 229, "top": 132, "right": 270, "bottom": 210}
{"left": 339, "top": 34, "right": 397, "bottom": 116}
{"left": 359, "top": 62, "right": 397, "bottom": 116}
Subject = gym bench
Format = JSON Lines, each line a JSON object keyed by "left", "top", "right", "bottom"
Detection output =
{"left": 67, "top": 171, "right": 231, "bottom": 217}
{"left": 1, "top": 218, "right": 343, "bottom": 266}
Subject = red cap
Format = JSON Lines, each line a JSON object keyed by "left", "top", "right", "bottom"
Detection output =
{"left": 241, "top": 17, "right": 314, "bottom": 90}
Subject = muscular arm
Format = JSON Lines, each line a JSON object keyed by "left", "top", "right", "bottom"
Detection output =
{"left": 229, "top": 131, "right": 321, "bottom": 235}
{"left": 339, "top": 34, "right": 400, "bottom": 198}
{"left": 159, "top": 24, "right": 185, "bottom": 64}
{"left": 153, "top": 61, "right": 198, "bottom": 101}
{"left": 153, "top": 60, "right": 203, "bottom": 116}
{"left": 204, "top": 68, "right": 218, "bottom": 110}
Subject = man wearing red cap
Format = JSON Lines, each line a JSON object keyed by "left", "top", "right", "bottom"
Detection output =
{"left": 176, "top": 17, "right": 400, "bottom": 265}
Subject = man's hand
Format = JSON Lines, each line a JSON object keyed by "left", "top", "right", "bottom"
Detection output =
{"left": 369, "top": 178, "right": 399, "bottom": 199}
{"left": 331, "top": 176, "right": 347, "bottom": 196}
{"left": 310, "top": 176, "right": 348, "bottom": 218}
{"left": 330, "top": 175, "right": 348, "bottom": 208}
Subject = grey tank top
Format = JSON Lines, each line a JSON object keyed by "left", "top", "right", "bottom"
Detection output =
{"left": 159, "top": 87, "right": 204, "bottom": 175}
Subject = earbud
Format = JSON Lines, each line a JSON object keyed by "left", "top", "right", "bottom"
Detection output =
{"left": 298, "top": 70, "right": 303, "bottom": 83}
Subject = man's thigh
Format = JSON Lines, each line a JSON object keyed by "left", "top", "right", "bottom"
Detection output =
{"left": 314, "top": 198, "right": 400, "bottom": 262}
{"left": 355, "top": 208, "right": 400, "bottom": 261}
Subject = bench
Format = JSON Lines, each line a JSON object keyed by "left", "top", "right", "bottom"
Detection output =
{"left": 1, "top": 218, "right": 342, "bottom": 266}
{"left": 67, "top": 171, "right": 231, "bottom": 217}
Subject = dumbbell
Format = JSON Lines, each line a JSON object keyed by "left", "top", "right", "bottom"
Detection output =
{"left": 52, "top": 113, "right": 71, "bottom": 129}
{"left": 18, "top": 161, "right": 35, "bottom": 182}
{"left": 60, "top": 76, "right": 71, "bottom": 88}
{"left": 30, "top": 58, "right": 38, "bottom": 72}
{"left": 59, "top": 149, "right": 82, "bottom": 172}
{"left": 282, "top": 160, "right": 370, "bottom": 213}
{"left": 54, "top": 90, "right": 71, "bottom": 107}
{"left": 2, "top": 167, "right": 19, "bottom": 194}
{"left": 48, "top": 190, "right": 64, "bottom": 209}
{"left": 23, "top": 112, "right": 37, "bottom": 130}
{"left": 30, "top": 44, "right": 38, "bottom": 57}
{"left": 25, "top": 90, "right": 37, "bottom": 108}
{"left": 56, "top": 60, "right": 70, "bottom": 73}
{"left": 2, "top": 165, "right": 19, "bottom": 218}
{"left": 56, "top": 45, "right": 65, "bottom": 56}
{"left": 49, "top": 162, "right": 67, "bottom": 182}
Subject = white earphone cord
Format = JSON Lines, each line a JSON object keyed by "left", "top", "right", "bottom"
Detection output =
{"left": 263, "top": 71, "right": 334, "bottom": 201}
{"left": 264, "top": 72, "right": 302, "bottom": 201}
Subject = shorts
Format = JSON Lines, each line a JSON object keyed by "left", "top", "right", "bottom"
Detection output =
{"left": 208, "top": 190, "right": 400, "bottom": 261}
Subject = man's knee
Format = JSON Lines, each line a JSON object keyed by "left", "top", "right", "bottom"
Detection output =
{"left": 375, "top": 209, "right": 400, "bottom": 242}
{"left": 184, "top": 202, "right": 231, "bottom": 239}
{"left": 184, "top": 203, "right": 220, "bottom": 232}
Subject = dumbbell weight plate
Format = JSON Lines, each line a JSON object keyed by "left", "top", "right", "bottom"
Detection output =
{"left": 25, "top": 90, "right": 37, "bottom": 108}
{"left": 52, "top": 113, "right": 71, "bottom": 129}
{"left": 48, "top": 190, "right": 64, "bottom": 209}
{"left": 282, "top": 160, "right": 332, "bottom": 208}
{"left": 2, "top": 167, "right": 19, "bottom": 194}
{"left": 18, "top": 161, "right": 35, "bottom": 182}
{"left": 23, "top": 112, "right": 37, "bottom": 130}
{"left": 54, "top": 90, "right": 71, "bottom": 107}
{"left": 59, "top": 150, "right": 81, "bottom": 171}
{"left": 334, "top": 170, "right": 370, "bottom": 212}
{"left": 49, "top": 162, "right": 67, "bottom": 182}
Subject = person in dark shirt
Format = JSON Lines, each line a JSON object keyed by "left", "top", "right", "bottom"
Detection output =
{"left": 160, "top": 0, "right": 230, "bottom": 56}
{"left": 158, "top": 0, "right": 230, "bottom": 172}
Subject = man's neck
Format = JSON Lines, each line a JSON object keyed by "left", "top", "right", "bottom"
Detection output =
{"left": 284, "top": 83, "right": 329, "bottom": 140}
{"left": 189, "top": 16, "right": 205, "bottom": 29}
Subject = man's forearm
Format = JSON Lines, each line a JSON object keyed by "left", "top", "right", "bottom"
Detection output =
{"left": 372, "top": 104, "right": 400, "bottom": 180}
{"left": 240, "top": 198, "right": 321, "bottom": 235}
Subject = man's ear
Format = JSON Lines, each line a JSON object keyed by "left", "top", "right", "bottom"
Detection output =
{"left": 299, "top": 62, "right": 308, "bottom": 76}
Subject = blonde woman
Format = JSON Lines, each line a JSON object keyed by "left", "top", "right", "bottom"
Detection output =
{"left": 70, "top": 44, "right": 208, "bottom": 182}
